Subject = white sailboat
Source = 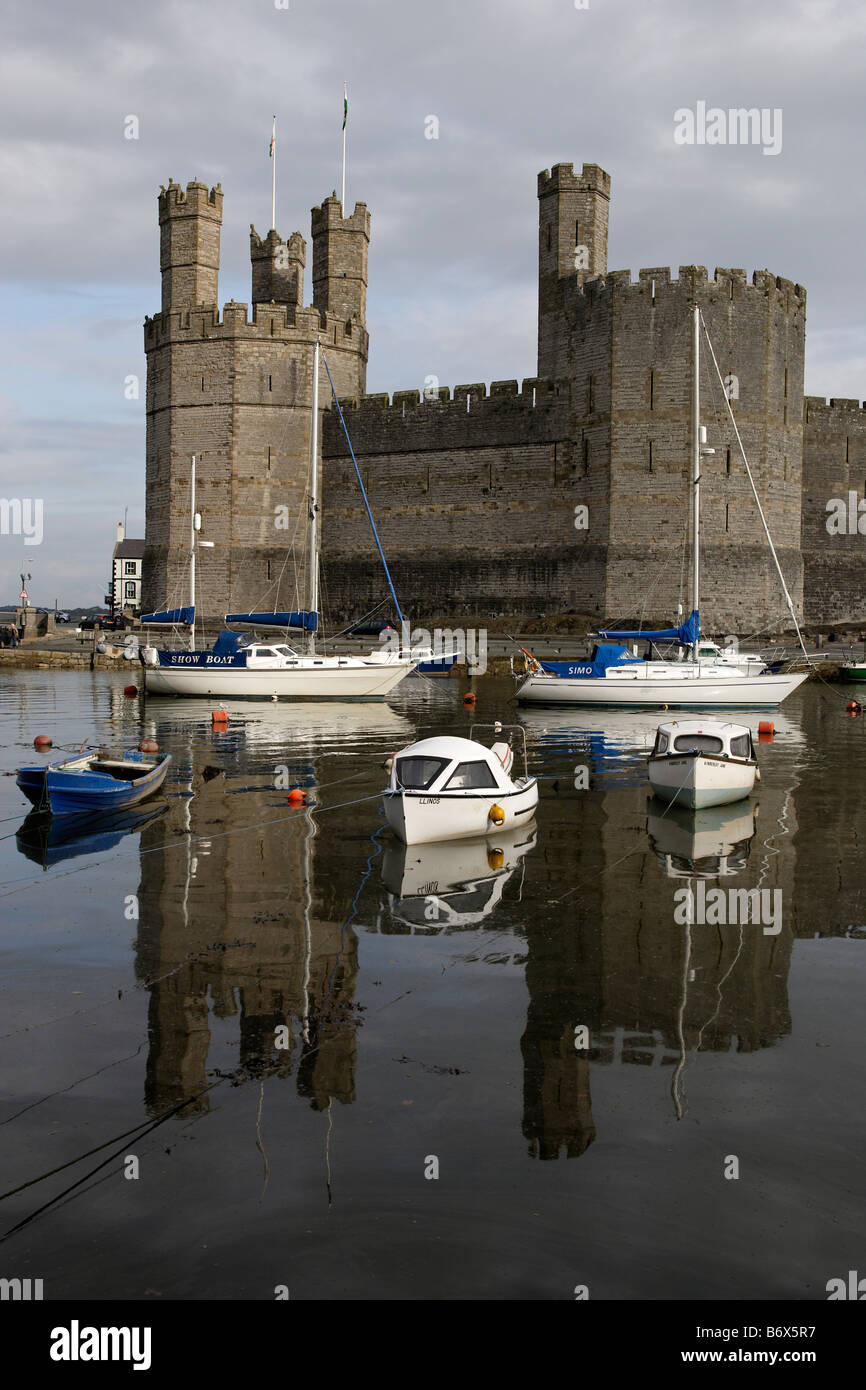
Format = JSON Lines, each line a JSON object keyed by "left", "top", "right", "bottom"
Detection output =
{"left": 516, "top": 308, "right": 809, "bottom": 709}
{"left": 142, "top": 342, "right": 420, "bottom": 700}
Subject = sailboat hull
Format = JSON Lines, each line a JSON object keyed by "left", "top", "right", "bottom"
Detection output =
{"left": 516, "top": 669, "right": 808, "bottom": 708}
{"left": 144, "top": 657, "right": 416, "bottom": 700}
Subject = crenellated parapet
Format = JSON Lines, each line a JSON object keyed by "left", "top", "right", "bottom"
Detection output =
{"left": 323, "top": 378, "right": 572, "bottom": 458}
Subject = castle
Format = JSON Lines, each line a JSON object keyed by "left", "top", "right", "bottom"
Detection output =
{"left": 143, "top": 163, "right": 866, "bottom": 632}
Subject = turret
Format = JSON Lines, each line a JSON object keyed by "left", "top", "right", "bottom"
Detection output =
{"left": 159, "top": 179, "right": 223, "bottom": 313}
{"left": 537, "top": 162, "right": 610, "bottom": 379}
{"left": 250, "top": 226, "right": 305, "bottom": 312}
{"left": 311, "top": 195, "right": 370, "bottom": 327}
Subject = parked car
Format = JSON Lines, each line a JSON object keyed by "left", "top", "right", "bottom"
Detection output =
{"left": 55, "top": 611, "right": 70, "bottom": 623}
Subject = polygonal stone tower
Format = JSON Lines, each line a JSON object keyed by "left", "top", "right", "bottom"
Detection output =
{"left": 143, "top": 180, "right": 370, "bottom": 621}
{"left": 159, "top": 179, "right": 223, "bottom": 313}
{"left": 537, "top": 162, "right": 610, "bottom": 380}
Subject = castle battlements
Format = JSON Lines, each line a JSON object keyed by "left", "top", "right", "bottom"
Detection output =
{"left": 144, "top": 300, "right": 365, "bottom": 352}
{"left": 570, "top": 265, "right": 806, "bottom": 305}
{"left": 804, "top": 396, "right": 866, "bottom": 415}
{"left": 333, "top": 377, "right": 565, "bottom": 416}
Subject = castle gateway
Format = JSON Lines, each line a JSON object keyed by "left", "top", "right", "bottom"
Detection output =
{"left": 143, "top": 164, "right": 866, "bottom": 631}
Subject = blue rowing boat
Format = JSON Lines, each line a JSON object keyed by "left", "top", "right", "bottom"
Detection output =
{"left": 16, "top": 751, "right": 172, "bottom": 817}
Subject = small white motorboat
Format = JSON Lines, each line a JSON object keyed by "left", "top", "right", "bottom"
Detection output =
{"left": 647, "top": 719, "right": 758, "bottom": 810}
{"left": 382, "top": 725, "right": 539, "bottom": 846}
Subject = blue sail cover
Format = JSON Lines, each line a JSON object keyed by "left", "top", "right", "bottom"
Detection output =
{"left": 596, "top": 609, "right": 700, "bottom": 645}
{"left": 225, "top": 611, "right": 318, "bottom": 632}
{"left": 141, "top": 606, "right": 195, "bottom": 625}
{"left": 540, "top": 643, "right": 645, "bottom": 678}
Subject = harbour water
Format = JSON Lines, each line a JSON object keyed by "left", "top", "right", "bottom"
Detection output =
{"left": 1, "top": 670, "right": 863, "bottom": 1300}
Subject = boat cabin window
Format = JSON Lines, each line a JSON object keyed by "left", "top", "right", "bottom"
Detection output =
{"left": 698, "top": 645, "right": 720, "bottom": 658}
{"left": 395, "top": 756, "right": 450, "bottom": 790}
{"left": 653, "top": 731, "right": 669, "bottom": 754}
{"left": 673, "top": 733, "right": 724, "bottom": 754}
{"left": 730, "top": 733, "right": 752, "bottom": 759}
{"left": 253, "top": 647, "right": 278, "bottom": 658}
{"left": 445, "top": 760, "right": 499, "bottom": 790}
{"left": 272, "top": 645, "right": 297, "bottom": 657}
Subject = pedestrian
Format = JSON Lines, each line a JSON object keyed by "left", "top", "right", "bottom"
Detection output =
{"left": 9, "top": 624, "right": 19, "bottom": 648}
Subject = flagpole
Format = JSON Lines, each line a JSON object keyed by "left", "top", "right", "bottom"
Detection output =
{"left": 341, "top": 82, "right": 347, "bottom": 214}
{"left": 271, "top": 115, "right": 276, "bottom": 230}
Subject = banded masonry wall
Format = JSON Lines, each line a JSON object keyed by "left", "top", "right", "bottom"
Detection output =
{"left": 802, "top": 397, "right": 866, "bottom": 625}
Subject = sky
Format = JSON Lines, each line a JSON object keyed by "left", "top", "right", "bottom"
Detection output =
{"left": 1, "top": 0, "right": 865, "bottom": 605}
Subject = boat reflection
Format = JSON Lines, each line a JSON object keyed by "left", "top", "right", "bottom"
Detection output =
{"left": 646, "top": 798, "right": 757, "bottom": 878}
{"left": 518, "top": 705, "right": 805, "bottom": 786}
{"left": 380, "top": 825, "right": 537, "bottom": 932}
{"left": 16, "top": 802, "right": 169, "bottom": 870}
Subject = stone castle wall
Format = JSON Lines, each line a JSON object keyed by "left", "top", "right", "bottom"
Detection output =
{"left": 320, "top": 379, "right": 611, "bottom": 624}
{"left": 802, "top": 397, "right": 866, "bottom": 624}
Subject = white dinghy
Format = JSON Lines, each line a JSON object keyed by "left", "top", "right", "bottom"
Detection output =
{"left": 647, "top": 720, "right": 758, "bottom": 810}
{"left": 383, "top": 724, "right": 538, "bottom": 846}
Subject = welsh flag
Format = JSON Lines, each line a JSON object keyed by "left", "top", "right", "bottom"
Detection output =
{"left": 269, "top": 117, "right": 275, "bottom": 157}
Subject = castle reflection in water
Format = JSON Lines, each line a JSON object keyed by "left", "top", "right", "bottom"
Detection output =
{"left": 125, "top": 695, "right": 853, "bottom": 1164}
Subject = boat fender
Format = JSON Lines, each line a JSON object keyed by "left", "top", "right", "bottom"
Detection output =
{"left": 488, "top": 803, "right": 505, "bottom": 826}
{"left": 383, "top": 754, "right": 395, "bottom": 771}
{"left": 755, "top": 768, "right": 761, "bottom": 781}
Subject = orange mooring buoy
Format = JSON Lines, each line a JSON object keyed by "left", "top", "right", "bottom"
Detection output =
{"left": 212, "top": 708, "right": 229, "bottom": 727}
{"left": 758, "top": 720, "right": 775, "bottom": 742}
{"left": 123, "top": 684, "right": 138, "bottom": 698}
{"left": 463, "top": 691, "right": 476, "bottom": 707}
{"left": 33, "top": 734, "right": 52, "bottom": 750}
{"left": 139, "top": 738, "right": 158, "bottom": 753}
{"left": 287, "top": 788, "right": 308, "bottom": 806}
{"left": 847, "top": 700, "right": 861, "bottom": 714}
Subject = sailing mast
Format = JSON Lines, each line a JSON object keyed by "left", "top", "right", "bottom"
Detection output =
{"left": 307, "top": 341, "right": 320, "bottom": 656}
{"left": 189, "top": 457, "right": 196, "bottom": 653}
{"left": 690, "top": 307, "right": 701, "bottom": 662}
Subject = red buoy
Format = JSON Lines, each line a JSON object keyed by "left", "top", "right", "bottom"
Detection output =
{"left": 123, "top": 684, "right": 138, "bottom": 698}
{"left": 139, "top": 738, "right": 158, "bottom": 753}
{"left": 287, "top": 788, "right": 307, "bottom": 806}
{"left": 212, "top": 709, "right": 229, "bottom": 727}
{"left": 847, "top": 700, "right": 861, "bottom": 714}
{"left": 33, "top": 734, "right": 52, "bottom": 750}
{"left": 463, "top": 692, "right": 476, "bottom": 707}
